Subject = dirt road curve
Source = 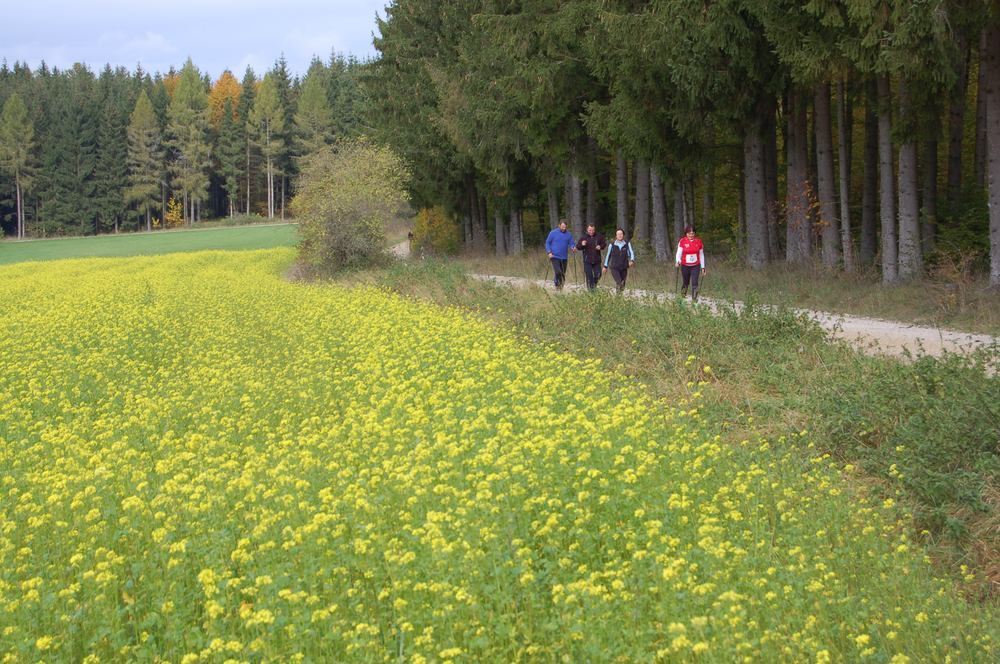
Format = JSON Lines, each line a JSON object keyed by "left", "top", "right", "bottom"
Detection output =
{"left": 468, "top": 274, "right": 998, "bottom": 360}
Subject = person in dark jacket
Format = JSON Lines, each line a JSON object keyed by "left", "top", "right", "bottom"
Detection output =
{"left": 602, "top": 228, "right": 635, "bottom": 292}
{"left": 575, "top": 224, "right": 606, "bottom": 290}
{"left": 545, "top": 219, "right": 576, "bottom": 290}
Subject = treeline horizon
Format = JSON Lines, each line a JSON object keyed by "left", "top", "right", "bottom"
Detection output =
{"left": 366, "top": 0, "right": 1000, "bottom": 286}
{"left": 0, "top": 52, "right": 368, "bottom": 239}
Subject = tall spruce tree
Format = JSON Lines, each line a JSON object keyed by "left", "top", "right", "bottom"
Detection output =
{"left": 269, "top": 57, "right": 294, "bottom": 218}
{"left": 166, "top": 59, "right": 211, "bottom": 225}
{"left": 37, "top": 65, "right": 99, "bottom": 235}
{"left": 217, "top": 98, "right": 242, "bottom": 218}
{"left": 238, "top": 67, "right": 257, "bottom": 215}
{"left": 0, "top": 92, "right": 34, "bottom": 239}
{"left": 94, "top": 66, "right": 130, "bottom": 233}
{"left": 294, "top": 59, "right": 334, "bottom": 163}
{"left": 125, "top": 90, "right": 163, "bottom": 231}
{"left": 249, "top": 74, "right": 285, "bottom": 219}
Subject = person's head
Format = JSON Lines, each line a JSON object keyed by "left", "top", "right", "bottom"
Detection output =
{"left": 558, "top": 219, "right": 568, "bottom": 231}
{"left": 615, "top": 228, "right": 625, "bottom": 241}
{"left": 684, "top": 225, "right": 696, "bottom": 238}
{"left": 586, "top": 223, "right": 596, "bottom": 235}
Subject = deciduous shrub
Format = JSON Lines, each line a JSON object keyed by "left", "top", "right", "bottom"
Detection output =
{"left": 293, "top": 138, "right": 409, "bottom": 273}
{"left": 412, "top": 205, "right": 460, "bottom": 255}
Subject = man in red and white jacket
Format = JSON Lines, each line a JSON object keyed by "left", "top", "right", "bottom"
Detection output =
{"left": 675, "top": 225, "right": 706, "bottom": 301}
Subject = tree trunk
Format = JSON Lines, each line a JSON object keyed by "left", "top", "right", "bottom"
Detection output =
{"left": 837, "top": 79, "right": 856, "bottom": 272}
{"left": 764, "top": 101, "right": 780, "bottom": 260}
{"left": 15, "top": 178, "right": 23, "bottom": 239}
{"left": 815, "top": 81, "right": 840, "bottom": 268}
{"left": 744, "top": 119, "right": 770, "bottom": 269}
{"left": 570, "top": 172, "right": 584, "bottom": 236}
{"left": 737, "top": 166, "right": 746, "bottom": 256}
{"left": 478, "top": 195, "right": 488, "bottom": 248}
{"left": 650, "top": 164, "right": 670, "bottom": 261}
{"left": 509, "top": 207, "right": 523, "bottom": 255}
{"left": 547, "top": 183, "right": 560, "bottom": 229}
{"left": 786, "top": 91, "right": 811, "bottom": 263}
{"left": 280, "top": 176, "right": 286, "bottom": 221}
{"left": 673, "top": 181, "right": 684, "bottom": 247}
{"left": 976, "top": 28, "right": 989, "bottom": 189}
{"left": 616, "top": 150, "right": 629, "bottom": 236}
{"left": 877, "top": 75, "right": 899, "bottom": 283}
{"left": 245, "top": 141, "right": 251, "bottom": 215}
{"left": 922, "top": 134, "right": 938, "bottom": 257}
{"left": 685, "top": 178, "right": 696, "bottom": 228}
{"left": 897, "top": 78, "right": 923, "bottom": 280}
{"left": 633, "top": 159, "right": 650, "bottom": 246}
{"left": 146, "top": 207, "right": 152, "bottom": 233}
{"left": 947, "top": 30, "right": 970, "bottom": 209}
{"left": 586, "top": 137, "right": 598, "bottom": 230}
{"left": 861, "top": 87, "right": 879, "bottom": 265}
{"left": 703, "top": 126, "right": 716, "bottom": 227}
{"left": 495, "top": 207, "right": 506, "bottom": 256}
{"left": 985, "top": 19, "right": 1000, "bottom": 286}
{"left": 467, "top": 181, "right": 477, "bottom": 249}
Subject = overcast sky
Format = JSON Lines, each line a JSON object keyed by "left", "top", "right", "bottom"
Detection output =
{"left": 4, "top": 0, "right": 390, "bottom": 79}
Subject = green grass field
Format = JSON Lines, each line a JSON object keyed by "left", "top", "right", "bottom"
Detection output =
{"left": 0, "top": 223, "right": 299, "bottom": 265}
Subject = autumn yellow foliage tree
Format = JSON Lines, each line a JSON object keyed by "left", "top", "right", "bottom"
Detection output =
{"left": 163, "top": 196, "right": 183, "bottom": 227}
{"left": 208, "top": 70, "right": 241, "bottom": 129}
{"left": 162, "top": 72, "right": 180, "bottom": 99}
{"left": 413, "top": 206, "right": 460, "bottom": 255}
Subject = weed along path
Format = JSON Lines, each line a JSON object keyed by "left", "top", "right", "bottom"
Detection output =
{"left": 467, "top": 273, "right": 999, "bottom": 360}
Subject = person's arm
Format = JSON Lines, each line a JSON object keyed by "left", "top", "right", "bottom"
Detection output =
{"left": 545, "top": 231, "right": 553, "bottom": 256}
{"left": 699, "top": 249, "right": 706, "bottom": 270}
{"left": 628, "top": 243, "right": 635, "bottom": 263}
{"left": 603, "top": 246, "right": 611, "bottom": 268}
{"left": 675, "top": 244, "right": 682, "bottom": 265}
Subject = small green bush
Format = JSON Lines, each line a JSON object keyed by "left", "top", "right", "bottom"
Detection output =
{"left": 293, "top": 138, "right": 410, "bottom": 273}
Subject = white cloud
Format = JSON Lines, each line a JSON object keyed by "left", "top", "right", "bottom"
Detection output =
{"left": 6, "top": 1, "right": 390, "bottom": 76}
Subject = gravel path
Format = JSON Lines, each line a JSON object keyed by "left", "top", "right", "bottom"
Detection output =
{"left": 391, "top": 240, "right": 995, "bottom": 360}
{"left": 468, "top": 273, "right": 998, "bottom": 360}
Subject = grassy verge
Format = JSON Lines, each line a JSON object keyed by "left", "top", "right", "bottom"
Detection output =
{"left": 342, "top": 258, "right": 1000, "bottom": 597}
{"left": 0, "top": 223, "right": 299, "bottom": 265}
{"left": 458, "top": 249, "right": 1000, "bottom": 336}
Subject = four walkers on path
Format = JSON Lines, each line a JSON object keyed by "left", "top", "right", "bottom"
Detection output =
{"left": 541, "top": 220, "right": 707, "bottom": 300}
{"left": 576, "top": 224, "right": 606, "bottom": 290}
{"left": 675, "top": 225, "right": 706, "bottom": 302}
{"left": 545, "top": 219, "right": 576, "bottom": 290}
{"left": 603, "top": 229, "right": 635, "bottom": 293}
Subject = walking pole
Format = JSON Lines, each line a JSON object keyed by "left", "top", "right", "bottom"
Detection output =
{"left": 572, "top": 252, "right": 579, "bottom": 288}
{"left": 674, "top": 264, "right": 680, "bottom": 296}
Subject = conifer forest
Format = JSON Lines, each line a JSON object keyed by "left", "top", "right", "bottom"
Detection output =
{"left": 2, "top": 1, "right": 1000, "bottom": 287}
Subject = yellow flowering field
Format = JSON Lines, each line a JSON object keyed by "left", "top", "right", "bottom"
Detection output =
{"left": 0, "top": 249, "right": 995, "bottom": 662}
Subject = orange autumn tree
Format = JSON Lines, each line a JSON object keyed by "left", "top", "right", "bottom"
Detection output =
{"left": 208, "top": 70, "right": 241, "bottom": 129}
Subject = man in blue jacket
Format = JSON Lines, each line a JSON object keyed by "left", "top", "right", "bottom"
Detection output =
{"left": 545, "top": 219, "right": 576, "bottom": 290}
